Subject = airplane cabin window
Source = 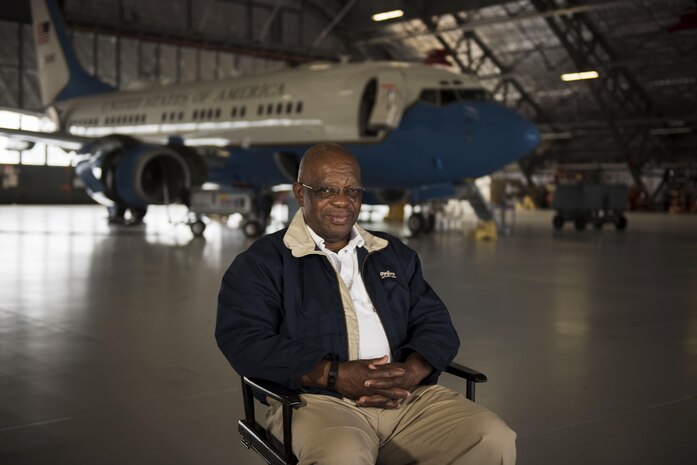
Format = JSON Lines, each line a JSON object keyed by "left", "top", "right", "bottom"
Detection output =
{"left": 440, "top": 90, "right": 458, "bottom": 105}
{"left": 193, "top": 110, "right": 198, "bottom": 120}
{"left": 276, "top": 103, "right": 283, "bottom": 114}
{"left": 266, "top": 103, "right": 273, "bottom": 115}
{"left": 170, "top": 112, "right": 176, "bottom": 121}
{"left": 240, "top": 106, "right": 246, "bottom": 117}
{"left": 419, "top": 90, "right": 438, "bottom": 105}
{"left": 231, "top": 107, "right": 237, "bottom": 118}
{"left": 207, "top": 109, "right": 214, "bottom": 119}
{"left": 286, "top": 102, "right": 293, "bottom": 114}
{"left": 296, "top": 101, "right": 303, "bottom": 113}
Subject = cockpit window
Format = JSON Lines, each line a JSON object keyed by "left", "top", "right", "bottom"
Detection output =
{"left": 419, "top": 90, "right": 438, "bottom": 105}
{"left": 456, "top": 89, "right": 490, "bottom": 101}
{"left": 419, "top": 88, "right": 491, "bottom": 106}
{"left": 441, "top": 90, "right": 458, "bottom": 105}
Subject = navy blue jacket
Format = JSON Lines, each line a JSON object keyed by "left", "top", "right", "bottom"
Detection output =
{"left": 215, "top": 212, "right": 460, "bottom": 395}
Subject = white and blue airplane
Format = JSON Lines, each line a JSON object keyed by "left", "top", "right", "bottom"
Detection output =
{"left": 4, "top": 0, "right": 540, "bottom": 236}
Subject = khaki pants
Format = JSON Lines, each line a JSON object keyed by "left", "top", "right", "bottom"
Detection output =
{"left": 267, "top": 384, "right": 516, "bottom": 465}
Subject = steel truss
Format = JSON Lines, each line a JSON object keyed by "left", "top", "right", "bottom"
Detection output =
{"left": 529, "top": 0, "right": 670, "bottom": 200}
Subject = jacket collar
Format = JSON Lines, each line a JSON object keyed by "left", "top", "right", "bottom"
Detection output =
{"left": 283, "top": 210, "right": 388, "bottom": 258}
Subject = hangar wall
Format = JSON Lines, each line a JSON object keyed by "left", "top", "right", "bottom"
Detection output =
{"left": 0, "top": 19, "right": 288, "bottom": 112}
{"left": 0, "top": 165, "right": 91, "bottom": 204}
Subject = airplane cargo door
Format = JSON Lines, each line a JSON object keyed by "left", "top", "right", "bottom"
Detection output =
{"left": 362, "top": 71, "right": 406, "bottom": 134}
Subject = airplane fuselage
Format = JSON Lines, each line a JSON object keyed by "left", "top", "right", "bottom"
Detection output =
{"left": 57, "top": 61, "right": 539, "bottom": 190}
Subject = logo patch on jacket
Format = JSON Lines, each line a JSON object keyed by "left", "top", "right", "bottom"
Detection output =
{"left": 380, "top": 271, "right": 396, "bottom": 279}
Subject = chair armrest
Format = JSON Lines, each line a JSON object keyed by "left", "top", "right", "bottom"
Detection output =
{"left": 444, "top": 362, "right": 487, "bottom": 402}
{"left": 445, "top": 362, "right": 488, "bottom": 383}
{"left": 242, "top": 377, "right": 301, "bottom": 407}
{"left": 240, "top": 377, "right": 300, "bottom": 464}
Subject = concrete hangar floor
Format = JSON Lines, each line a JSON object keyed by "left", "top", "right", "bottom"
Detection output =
{"left": 0, "top": 204, "right": 695, "bottom": 465}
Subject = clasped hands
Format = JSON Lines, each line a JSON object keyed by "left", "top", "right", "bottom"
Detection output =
{"left": 336, "top": 354, "right": 432, "bottom": 409}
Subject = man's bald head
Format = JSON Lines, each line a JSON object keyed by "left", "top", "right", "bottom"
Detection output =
{"left": 297, "top": 143, "right": 361, "bottom": 184}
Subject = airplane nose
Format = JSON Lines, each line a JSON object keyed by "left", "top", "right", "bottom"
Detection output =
{"left": 519, "top": 114, "right": 541, "bottom": 153}
{"left": 465, "top": 101, "right": 541, "bottom": 160}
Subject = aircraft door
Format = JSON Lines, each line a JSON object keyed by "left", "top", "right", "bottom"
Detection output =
{"left": 366, "top": 71, "right": 406, "bottom": 131}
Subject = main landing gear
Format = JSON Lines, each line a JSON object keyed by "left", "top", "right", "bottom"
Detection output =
{"left": 107, "top": 204, "right": 147, "bottom": 226}
{"left": 407, "top": 208, "right": 436, "bottom": 235}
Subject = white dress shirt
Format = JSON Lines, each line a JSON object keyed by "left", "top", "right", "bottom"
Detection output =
{"left": 306, "top": 225, "right": 392, "bottom": 361}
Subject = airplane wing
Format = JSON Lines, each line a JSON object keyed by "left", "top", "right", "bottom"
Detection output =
{"left": 0, "top": 127, "right": 88, "bottom": 151}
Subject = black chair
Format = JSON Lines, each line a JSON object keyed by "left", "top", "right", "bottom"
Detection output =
{"left": 238, "top": 362, "right": 487, "bottom": 465}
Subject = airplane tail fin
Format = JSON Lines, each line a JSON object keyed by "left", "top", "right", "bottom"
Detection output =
{"left": 30, "top": 0, "right": 114, "bottom": 106}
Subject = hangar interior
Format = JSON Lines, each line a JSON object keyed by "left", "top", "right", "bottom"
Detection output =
{"left": 1, "top": 0, "right": 696, "bottom": 205}
{"left": 0, "top": 1, "right": 696, "bottom": 464}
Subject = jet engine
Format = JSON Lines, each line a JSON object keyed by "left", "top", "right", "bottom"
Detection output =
{"left": 74, "top": 135, "right": 207, "bottom": 208}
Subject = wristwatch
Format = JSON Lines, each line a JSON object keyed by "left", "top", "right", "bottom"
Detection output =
{"left": 327, "top": 360, "right": 339, "bottom": 391}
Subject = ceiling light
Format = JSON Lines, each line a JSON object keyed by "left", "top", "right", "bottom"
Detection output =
{"left": 372, "top": 10, "right": 404, "bottom": 22}
{"left": 561, "top": 71, "right": 599, "bottom": 82}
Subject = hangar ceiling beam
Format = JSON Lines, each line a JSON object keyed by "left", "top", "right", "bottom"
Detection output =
{"left": 529, "top": 0, "right": 669, "bottom": 202}
{"left": 304, "top": 0, "right": 368, "bottom": 60}
{"left": 63, "top": 19, "right": 336, "bottom": 65}
{"left": 356, "top": 0, "right": 625, "bottom": 45}
{"left": 311, "top": 0, "right": 358, "bottom": 47}
{"left": 257, "top": 0, "right": 284, "bottom": 42}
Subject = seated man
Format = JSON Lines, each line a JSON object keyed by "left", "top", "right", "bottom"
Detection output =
{"left": 215, "top": 143, "right": 516, "bottom": 465}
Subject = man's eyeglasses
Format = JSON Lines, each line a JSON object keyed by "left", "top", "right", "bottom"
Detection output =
{"left": 300, "top": 183, "right": 365, "bottom": 201}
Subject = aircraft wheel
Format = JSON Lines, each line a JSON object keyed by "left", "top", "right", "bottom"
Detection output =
{"left": 552, "top": 214, "right": 564, "bottom": 230}
{"left": 422, "top": 213, "right": 435, "bottom": 234}
{"left": 242, "top": 219, "right": 264, "bottom": 238}
{"left": 615, "top": 215, "right": 628, "bottom": 230}
{"left": 190, "top": 220, "right": 206, "bottom": 237}
{"left": 407, "top": 213, "right": 424, "bottom": 234}
{"left": 574, "top": 217, "right": 587, "bottom": 231}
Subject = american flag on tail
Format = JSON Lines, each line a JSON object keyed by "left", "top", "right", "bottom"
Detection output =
{"left": 37, "top": 21, "right": 50, "bottom": 45}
